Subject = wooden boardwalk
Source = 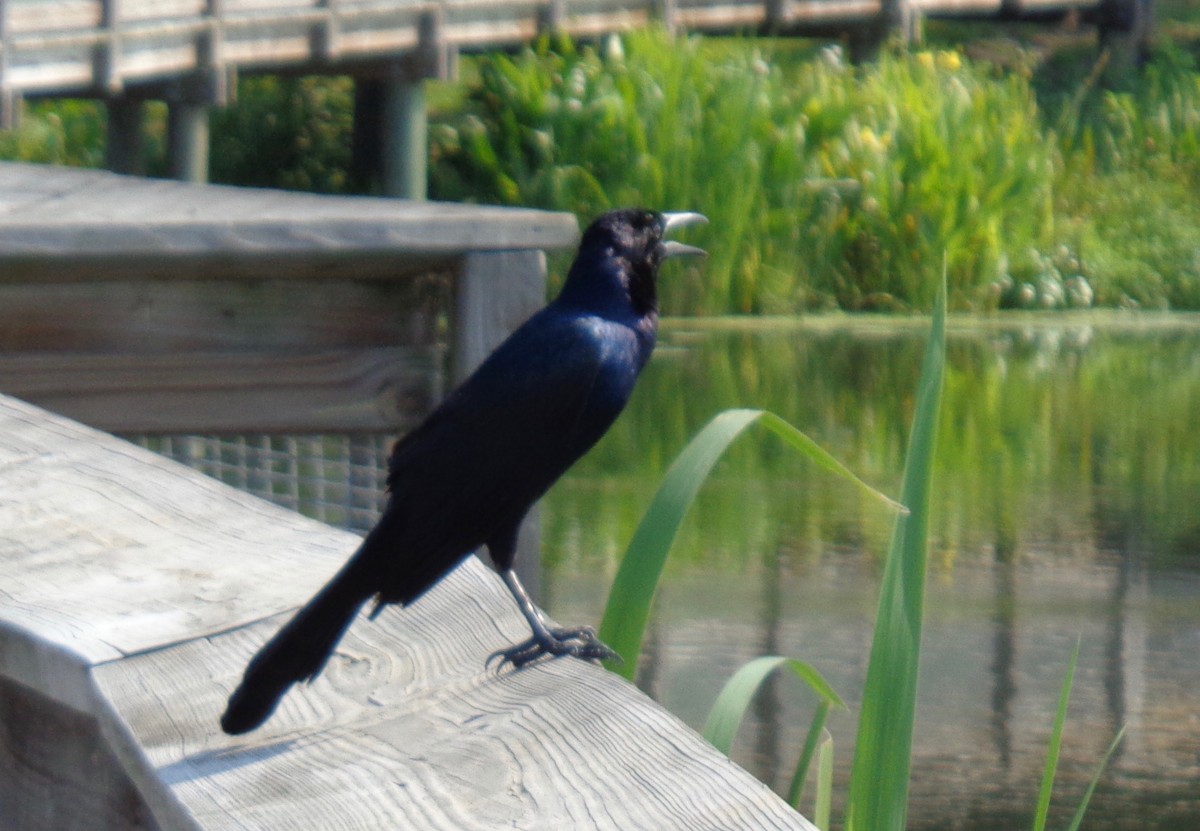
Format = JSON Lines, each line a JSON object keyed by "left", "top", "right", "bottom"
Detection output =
{"left": 0, "top": 0, "right": 1101, "bottom": 104}
{"left": 0, "top": 391, "right": 816, "bottom": 829}
{"left": 1, "top": 0, "right": 1118, "bottom": 184}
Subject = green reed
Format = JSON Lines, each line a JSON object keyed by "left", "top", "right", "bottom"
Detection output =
{"left": 429, "top": 30, "right": 1054, "bottom": 313}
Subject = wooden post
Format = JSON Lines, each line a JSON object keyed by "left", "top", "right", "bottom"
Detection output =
{"left": 378, "top": 11, "right": 453, "bottom": 200}
{"left": 1100, "top": 0, "right": 1154, "bottom": 90}
{"left": 104, "top": 96, "right": 144, "bottom": 175}
{"left": 351, "top": 77, "right": 384, "bottom": 193}
{"left": 537, "top": 0, "right": 567, "bottom": 34}
{"left": 167, "top": 99, "right": 210, "bottom": 183}
{"left": 766, "top": 0, "right": 792, "bottom": 34}
{"left": 652, "top": 0, "right": 679, "bottom": 35}
{"left": 455, "top": 249, "right": 549, "bottom": 597}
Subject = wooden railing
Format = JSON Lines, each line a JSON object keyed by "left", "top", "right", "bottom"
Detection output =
{"left": 1, "top": 0, "right": 1104, "bottom": 102}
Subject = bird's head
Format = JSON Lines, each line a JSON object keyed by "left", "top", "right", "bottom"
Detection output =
{"left": 561, "top": 208, "right": 707, "bottom": 316}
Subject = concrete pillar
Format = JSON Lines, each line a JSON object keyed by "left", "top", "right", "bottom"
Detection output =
{"left": 104, "top": 97, "right": 144, "bottom": 176}
{"left": 382, "top": 77, "right": 427, "bottom": 200}
{"left": 1100, "top": 0, "right": 1155, "bottom": 90}
{"left": 352, "top": 75, "right": 428, "bottom": 200}
{"left": 849, "top": 0, "right": 914, "bottom": 62}
{"left": 167, "top": 100, "right": 210, "bottom": 183}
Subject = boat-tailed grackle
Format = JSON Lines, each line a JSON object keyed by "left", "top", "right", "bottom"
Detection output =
{"left": 221, "top": 208, "right": 706, "bottom": 735}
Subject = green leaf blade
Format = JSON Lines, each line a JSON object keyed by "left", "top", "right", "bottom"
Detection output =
{"left": 598, "top": 408, "right": 903, "bottom": 679}
{"left": 1034, "top": 636, "right": 1081, "bottom": 831}
{"left": 846, "top": 273, "right": 947, "bottom": 831}
{"left": 598, "top": 408, "right": 765, "bottom": 678}
{"left": 702, "top": 656, "right": 845, "bottom": 755}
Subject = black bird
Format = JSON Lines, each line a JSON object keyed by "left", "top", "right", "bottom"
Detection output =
{"left": 221, "top": 208, "right": 706, "bottom": 734}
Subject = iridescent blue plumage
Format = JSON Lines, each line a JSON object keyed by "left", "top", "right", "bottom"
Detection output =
{"left": 221, "top": 208, "right": 706, "bottom": 734}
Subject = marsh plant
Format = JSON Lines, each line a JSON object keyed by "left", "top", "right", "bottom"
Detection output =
{"left": 430, "top": 31, "right": 1055, "bottom": 314}
{"left": 596, "top": 284, "right": 1122, "bottom": 828}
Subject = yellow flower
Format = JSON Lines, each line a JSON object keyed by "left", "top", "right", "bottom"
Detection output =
{"left": 937, "top": 50, "right": 962, "bottom": 72}
{"left": 859, "top": 126, "right": 882, "bottom": 153}
{"left": 917, "top": 51, "right": 935, "bottom": 71}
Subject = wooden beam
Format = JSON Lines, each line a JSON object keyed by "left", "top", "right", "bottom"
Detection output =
{"left": 0, "top": 278, "right": 449, "bottom": 353}
{"left": 454, "top": 248, "right": 549, "bottom": 599}
{"left": 0, "top": 347, "right": 438, "bottom": 434}
{"left": 0, "top": 163, "right": 580, "bottom": 272}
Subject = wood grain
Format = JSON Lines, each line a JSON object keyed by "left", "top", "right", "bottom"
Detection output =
{"left": 0, "top": 163, "right": 579, "bottom": 283}
{"left": 0, "top": 347, "right": 439, "bottom": 433}
{"left": 0, "top": 393, "right": 815, "bottom": 829}
{"left": 0, "top": 162, "right": 566, "bottom": 435}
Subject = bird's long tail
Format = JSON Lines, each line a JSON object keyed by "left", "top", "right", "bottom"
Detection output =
{"left": 221, "top": 555, "right": 371, "bottom": 735}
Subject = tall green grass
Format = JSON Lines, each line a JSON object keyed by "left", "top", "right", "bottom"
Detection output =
{"left": 430, "top": 29, "right": 1200, "bottom": 312}
{"left": 1049, "top": 45, "right": 1200, "bottom": 308}
{"left": 430, "top": 31, "right": 1054, "bottom": 313}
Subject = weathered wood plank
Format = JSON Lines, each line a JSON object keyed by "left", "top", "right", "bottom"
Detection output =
{"left": 0, "top": 347, "right": 438, "bottom": 433}
{"left": 0, "top": 391, "right": 815, "bottom": 829}
{"left": 0, "top": 394, "right": 353, "bottom": 679}
{"left": 0, "top": 278, "right": 450, "bottom": 352}
{"left": 0, "top": 163, "right": 568, "bottom": 434}
{"left": 0, "top": 162, "right": 580, "bottom": 278}
{"left": 0, "top": 675, "right": 160, "bottom": 831}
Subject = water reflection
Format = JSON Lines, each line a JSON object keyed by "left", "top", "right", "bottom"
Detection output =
{"left": 541, "top": 315, "right": 1200, "bottom": 831}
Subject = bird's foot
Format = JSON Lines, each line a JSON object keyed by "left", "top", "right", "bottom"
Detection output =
{"left": 488, "top": 624, "right": 620, "bottom": 671}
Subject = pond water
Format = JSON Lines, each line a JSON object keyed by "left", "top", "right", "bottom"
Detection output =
{"left": 539, "top": 314, "right": 1200, "bottom": 831}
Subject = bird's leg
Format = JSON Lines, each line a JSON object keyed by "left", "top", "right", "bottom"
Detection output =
{"left": 489, "top": 569, "right": 620, "bottom": 670}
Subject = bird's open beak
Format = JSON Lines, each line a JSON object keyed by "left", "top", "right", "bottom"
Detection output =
{"left": 660, "top": 212, "right": 708, "bottom": 259}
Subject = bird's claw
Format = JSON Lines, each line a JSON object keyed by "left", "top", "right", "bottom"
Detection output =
{"left": 488, "top": 625, "right": 621, "bottom": 671}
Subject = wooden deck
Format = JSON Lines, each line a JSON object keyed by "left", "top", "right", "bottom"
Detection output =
{"left": 0, "top": 391, "right": 816, "bottom": 829}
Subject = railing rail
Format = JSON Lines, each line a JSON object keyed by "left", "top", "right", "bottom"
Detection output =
{"left": 1, "top": 0, "right": 1104, "bottom": 101}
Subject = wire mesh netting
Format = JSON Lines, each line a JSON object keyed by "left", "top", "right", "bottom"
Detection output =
{"left": 130, "top": 434, "right": 395, "bottom": 533}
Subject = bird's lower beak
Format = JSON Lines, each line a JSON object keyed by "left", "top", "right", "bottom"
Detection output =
{"left": 660, "top": 212, "right": 708, "bottom": 259}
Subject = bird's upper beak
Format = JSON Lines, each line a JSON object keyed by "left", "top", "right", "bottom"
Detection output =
{"left": 659, "top": 212, "right": 708, "bottom": 259}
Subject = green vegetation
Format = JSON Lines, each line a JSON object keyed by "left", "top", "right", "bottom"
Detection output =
{"left": 597, "top": 407, "right": 903, "bottom": 677}
{"left": 431, "top": 32, "right": 1055, "bottom": 313}
{"left": 595, "top": 286, "right": 1122, "bottom": 827}
{"left": 0, "top": 99, "right": 107, "bottom": 168}
{"left": 844, "top": 274, "right": 944, "bottom": 831}
{"left": 702, "top": 656, "right": 843, "bottom": 811}
{"left": 1033, "top": 638, "right": 1127, "bottom": 831}
{"left": 432, "top": 29, "right": 1200, "bottom": 312}
{"left": 591, "top": 283, "right": 941, "bottom": 824}
{"left": 209, "top": 76, "right": 355, "bottom": 193}
{"left": 4, "top": 28, "right": 1200, "bottom": 311}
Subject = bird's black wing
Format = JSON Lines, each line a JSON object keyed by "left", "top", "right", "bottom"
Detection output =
{"left": 366, "top": 309, "right": 642, "bottom": 605}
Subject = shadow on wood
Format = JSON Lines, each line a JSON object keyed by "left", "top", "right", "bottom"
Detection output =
{"left": 0, "top": 394, "right": 814, "bottom": 829}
